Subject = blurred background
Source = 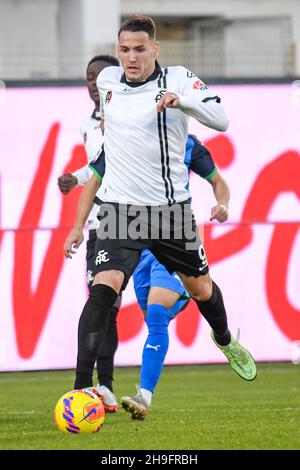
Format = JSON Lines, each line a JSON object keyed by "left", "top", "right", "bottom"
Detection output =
{"left": 0, "top": 0, "right": 299, "bottom": 372}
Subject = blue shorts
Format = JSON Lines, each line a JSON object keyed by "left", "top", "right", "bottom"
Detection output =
{"left": 133, "top": 249, "right": 190, "bottom": 318}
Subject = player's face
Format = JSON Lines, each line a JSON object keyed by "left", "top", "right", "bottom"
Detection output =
{"left": 118, "top": 31, "right": 159, "bottom": 82}
{"left": 86, "top": 61, "right": 110, "bottom": 105}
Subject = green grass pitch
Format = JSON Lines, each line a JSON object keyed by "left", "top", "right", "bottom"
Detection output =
{"left": 0, "top": 363, "right": 299, "bottom": 450}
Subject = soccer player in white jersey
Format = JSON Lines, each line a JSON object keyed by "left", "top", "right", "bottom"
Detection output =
{"left": 64, "top": 15, "right": 256, "bottom": 416}
{"left": 58, "top": 55, "right": 120, "bottom": 412}
{"left": 84, "top": 137, "right": 230, "bottom": 419}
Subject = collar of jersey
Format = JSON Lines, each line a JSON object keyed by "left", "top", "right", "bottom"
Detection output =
{"left": 120, "top": 61, "right": 162, "bottom": 88}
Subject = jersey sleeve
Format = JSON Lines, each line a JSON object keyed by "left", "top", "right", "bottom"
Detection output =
{"left": 72, "top": 164, "right": 93, "bottom": 185}
{"left": 173, "top": 67, "right": 229, "bottom": 132}
{"left": 88, "top": 146, "right": 106, "bottom": 181}
{"left": 189, "top": 136, "right": 217, "bottom": 180}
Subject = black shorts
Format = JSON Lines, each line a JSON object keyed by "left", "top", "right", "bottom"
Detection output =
{"left": 93, "top": 200, "right": 209, "bottom": 291}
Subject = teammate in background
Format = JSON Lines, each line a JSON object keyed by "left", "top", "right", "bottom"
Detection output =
{"left": 64, "top": 15, "right": 256, "bottom": 419}
{"left": 58, "top": 55, "right": 120, "bottom": 412}
{"left": 86, "top": 135, "right": 230, "bottom": 419}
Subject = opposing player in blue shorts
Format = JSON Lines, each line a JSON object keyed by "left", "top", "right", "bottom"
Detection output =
{"left": 81, "top": 135, "right": 230, "bottom": 419}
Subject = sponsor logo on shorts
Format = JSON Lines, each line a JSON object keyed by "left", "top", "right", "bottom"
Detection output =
{"left": 155, "top": 89, "right": 167, "bottom": 102}
{"left": 145, "top": 344, "right": 161, "bottom": 352}
{"left": 187, "top": 71, "right": 197, "bottom": 79}
{"left": 95, "top": 250, "right": 110, "bottom": 265}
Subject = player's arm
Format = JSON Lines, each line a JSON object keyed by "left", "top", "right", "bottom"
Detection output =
{"left": 157, "top": 68, "right": 229, "bottom": 132}
{"left": 189, "top": 137, "right": 230, "bottom": 222}
{"left": 57, "top": 172, "right": 78, "bottom": 194}
{"left": 208, "top": 172, "right": 230, "bottom": 223}
{"left": 63, "top": 151, "right": 105, "bottom": 259}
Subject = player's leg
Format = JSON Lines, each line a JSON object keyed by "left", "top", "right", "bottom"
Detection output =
{"left": 75, "top": 235, "right": 142, "bottom": 390}
{"left": 178, "top": 269, "right": 230, "bottom": 345}
{"left": 84, "top": 230, "right": 120, "bottom": 411}
{"left": 179, "top": 270, "right": 256, "bottom": 381}
{"left": 121, "top": 253, "right": 189, "bottom": 419}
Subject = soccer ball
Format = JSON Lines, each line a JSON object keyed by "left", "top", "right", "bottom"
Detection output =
{"left": 54, "top": 389, "right": 105, "bottom": 434}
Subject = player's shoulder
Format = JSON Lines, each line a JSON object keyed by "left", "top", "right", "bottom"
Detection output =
{"left": 97, "top": 66, "right": 123, "bottom": 84}
{"left": 167, "top": 65, "right": 198, "bottom": 79}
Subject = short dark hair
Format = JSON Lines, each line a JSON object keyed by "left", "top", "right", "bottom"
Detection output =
{"left": 87, "top": 55, "right": 119, "bottom": 70}
{"left": 118, "top": 15, "right": 156, "bottom": 39}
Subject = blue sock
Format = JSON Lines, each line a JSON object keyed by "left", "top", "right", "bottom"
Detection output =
{"left": 140, "top": 304, "right": 169, "bottom": 393}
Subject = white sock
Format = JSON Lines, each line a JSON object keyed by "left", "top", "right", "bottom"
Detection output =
{"left": 140, "top": 388, "right": 152, "bottom": 406}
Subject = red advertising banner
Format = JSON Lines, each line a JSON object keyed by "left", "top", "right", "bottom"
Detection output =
{"left": 0, "top": 84, "right": 299, "bottom": 370}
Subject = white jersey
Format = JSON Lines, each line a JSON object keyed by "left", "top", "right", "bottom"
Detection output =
{"left": 72, "top": 110, "right": 103, "bottom": 230}
{"left": 97, "top": 64, "right": 228, "bottom": 205}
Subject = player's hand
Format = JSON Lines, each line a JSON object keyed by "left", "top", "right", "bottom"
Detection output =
{"left": 63, "top": 228, "right": 84, "bottom": 259}
{"left": 58, "top": 173, "right": 78, "bottom": 194}
{"left": 156, "top": 92, "right": 180, "bottom": 112}
{"left": 210, "top": 204, "right": 229, "bottom": 223}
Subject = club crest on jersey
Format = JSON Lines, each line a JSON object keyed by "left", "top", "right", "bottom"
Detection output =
{"left": 105, "top": 90, "right": 112, "bottom": 104}
{"left": 155, "top": 89, "right": 167, "bottom": 102}
{"left": 193, "top": 80, "right": 208, "bottom": 91}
